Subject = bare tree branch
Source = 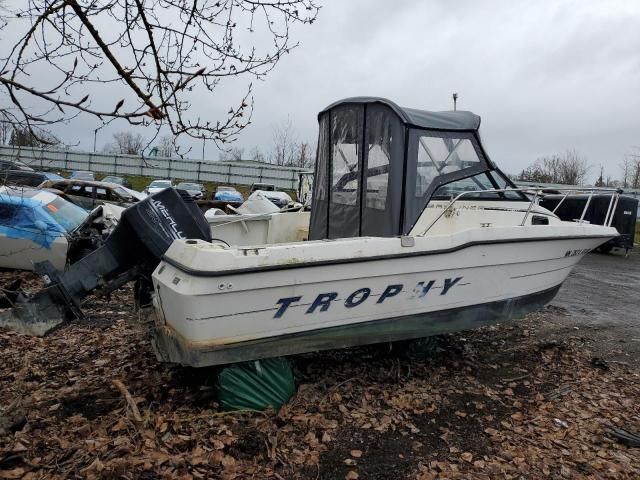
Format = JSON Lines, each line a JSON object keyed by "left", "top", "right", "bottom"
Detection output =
{"left": 0, "top": 0, "right": 320, "bottom": 149}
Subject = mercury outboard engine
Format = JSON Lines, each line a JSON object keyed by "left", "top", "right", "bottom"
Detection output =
{"left": 0, "top": 188, "right": 211, "bottom": 335}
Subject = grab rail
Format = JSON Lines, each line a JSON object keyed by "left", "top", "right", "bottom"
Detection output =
{"left": 419, "top": 186, "right": 621, "bottom": 236}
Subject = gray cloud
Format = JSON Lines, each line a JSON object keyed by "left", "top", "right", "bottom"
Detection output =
{"left": 10, "top": 0, "right": 640, "bottom": 182}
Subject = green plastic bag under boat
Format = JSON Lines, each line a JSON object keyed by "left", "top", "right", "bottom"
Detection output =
{"left": 216, "top": 357, "right": 295, "bottom": 411}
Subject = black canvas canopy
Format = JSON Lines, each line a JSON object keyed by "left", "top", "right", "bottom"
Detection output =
{"left": 319, "top": 97, "right": 481, "bottom": 131}
{"left": 309, "top": 97, "right": 518, "bottom": 240}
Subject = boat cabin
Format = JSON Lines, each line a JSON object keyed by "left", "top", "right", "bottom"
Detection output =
{"left": 309, "top": 97, "right": 522, "bottom": 240}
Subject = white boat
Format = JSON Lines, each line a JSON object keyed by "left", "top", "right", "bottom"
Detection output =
{"left": 150, "top": 97, "right": 618, "bottom": 367}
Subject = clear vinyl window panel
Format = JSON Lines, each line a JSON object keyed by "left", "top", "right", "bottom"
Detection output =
{"left": 331, "top": 143, "right": 359, "bottom": 206}
{"left": 330, "top": 107, "right": 362, "bottom": 207}
{"left": 365, "top": 144, "right": 389, "bottom": 210}
{"left": 359, "top": 104, "right": 406, "bottom": 236}
{"left": 416, "top": 136, "right": 480, "bottom": 196}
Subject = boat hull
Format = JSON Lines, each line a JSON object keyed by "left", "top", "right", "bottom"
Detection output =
{"left": 152, "top": 283, "right": 560, "bottom": 367}
{"left": 151, "top": 227, "right": 615, "bottom": 367}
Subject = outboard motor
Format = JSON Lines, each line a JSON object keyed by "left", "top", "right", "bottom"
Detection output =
{"left": 0, "top": 188, "right": 211, "bottom": 336}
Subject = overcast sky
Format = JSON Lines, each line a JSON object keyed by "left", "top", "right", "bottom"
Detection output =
{"left": 11, "top": 0, "right": 640, "bottom": 181}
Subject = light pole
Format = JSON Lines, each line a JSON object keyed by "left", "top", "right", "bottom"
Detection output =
{"left": 93, "top": 128, "right": 99, "bottom": 152}
{"left": 202, "top": 137, "right": 206, "bottom": 161}
{"left": 452, "top": 93, "right": 458, "bottom": 111}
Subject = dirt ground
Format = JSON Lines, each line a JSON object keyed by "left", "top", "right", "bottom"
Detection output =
{"left": 0, "top": 251, "right": 639, "bottom": 479}
{"left": 540, "top": 250, "right": 640, "bottom": 366}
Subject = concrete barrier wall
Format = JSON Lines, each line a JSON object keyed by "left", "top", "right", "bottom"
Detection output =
{"left": 0, "top": 144, "right": 307, "bottom": 190}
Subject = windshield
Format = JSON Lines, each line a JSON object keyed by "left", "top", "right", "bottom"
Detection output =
{"left": 433, "top": 173, "right": 499, "bottom": 199}
{"left": 150, "top": 181, "right": 171, "bottom": 188}
{"left": 72, "top": 171, "right": 94, "bottom": 179}
{"left": 177, "top": 183, "right": 200, "bottom": 190}
{"left": 43, "top": 196, "right": 88, "bottom": 232}
{"left": 121, "top": 186, "right": 146, "bottom": 200}
{"left": 113, "top": 186, "right": 134, "bottom": 200}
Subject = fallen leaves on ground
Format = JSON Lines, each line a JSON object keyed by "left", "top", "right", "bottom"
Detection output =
{"left": 0, "top": 272, "right": 639, "bottom": 479}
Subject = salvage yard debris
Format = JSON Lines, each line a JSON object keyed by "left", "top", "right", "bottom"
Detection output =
{"left": 0, "top": 188, "right": 211, "bottom": 337}
{"left": 1, "top": 270, "right": 639, "bottom": 479}
{"left": 0, "top": 187, "right": 120, "bottom": 272}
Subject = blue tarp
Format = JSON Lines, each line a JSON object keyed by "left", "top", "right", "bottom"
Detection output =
{"left": 215, "top": 191, "right": 243, "bottom": 202}
{"left": 0, "top": 196, "right": 67, "bottom": 249}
